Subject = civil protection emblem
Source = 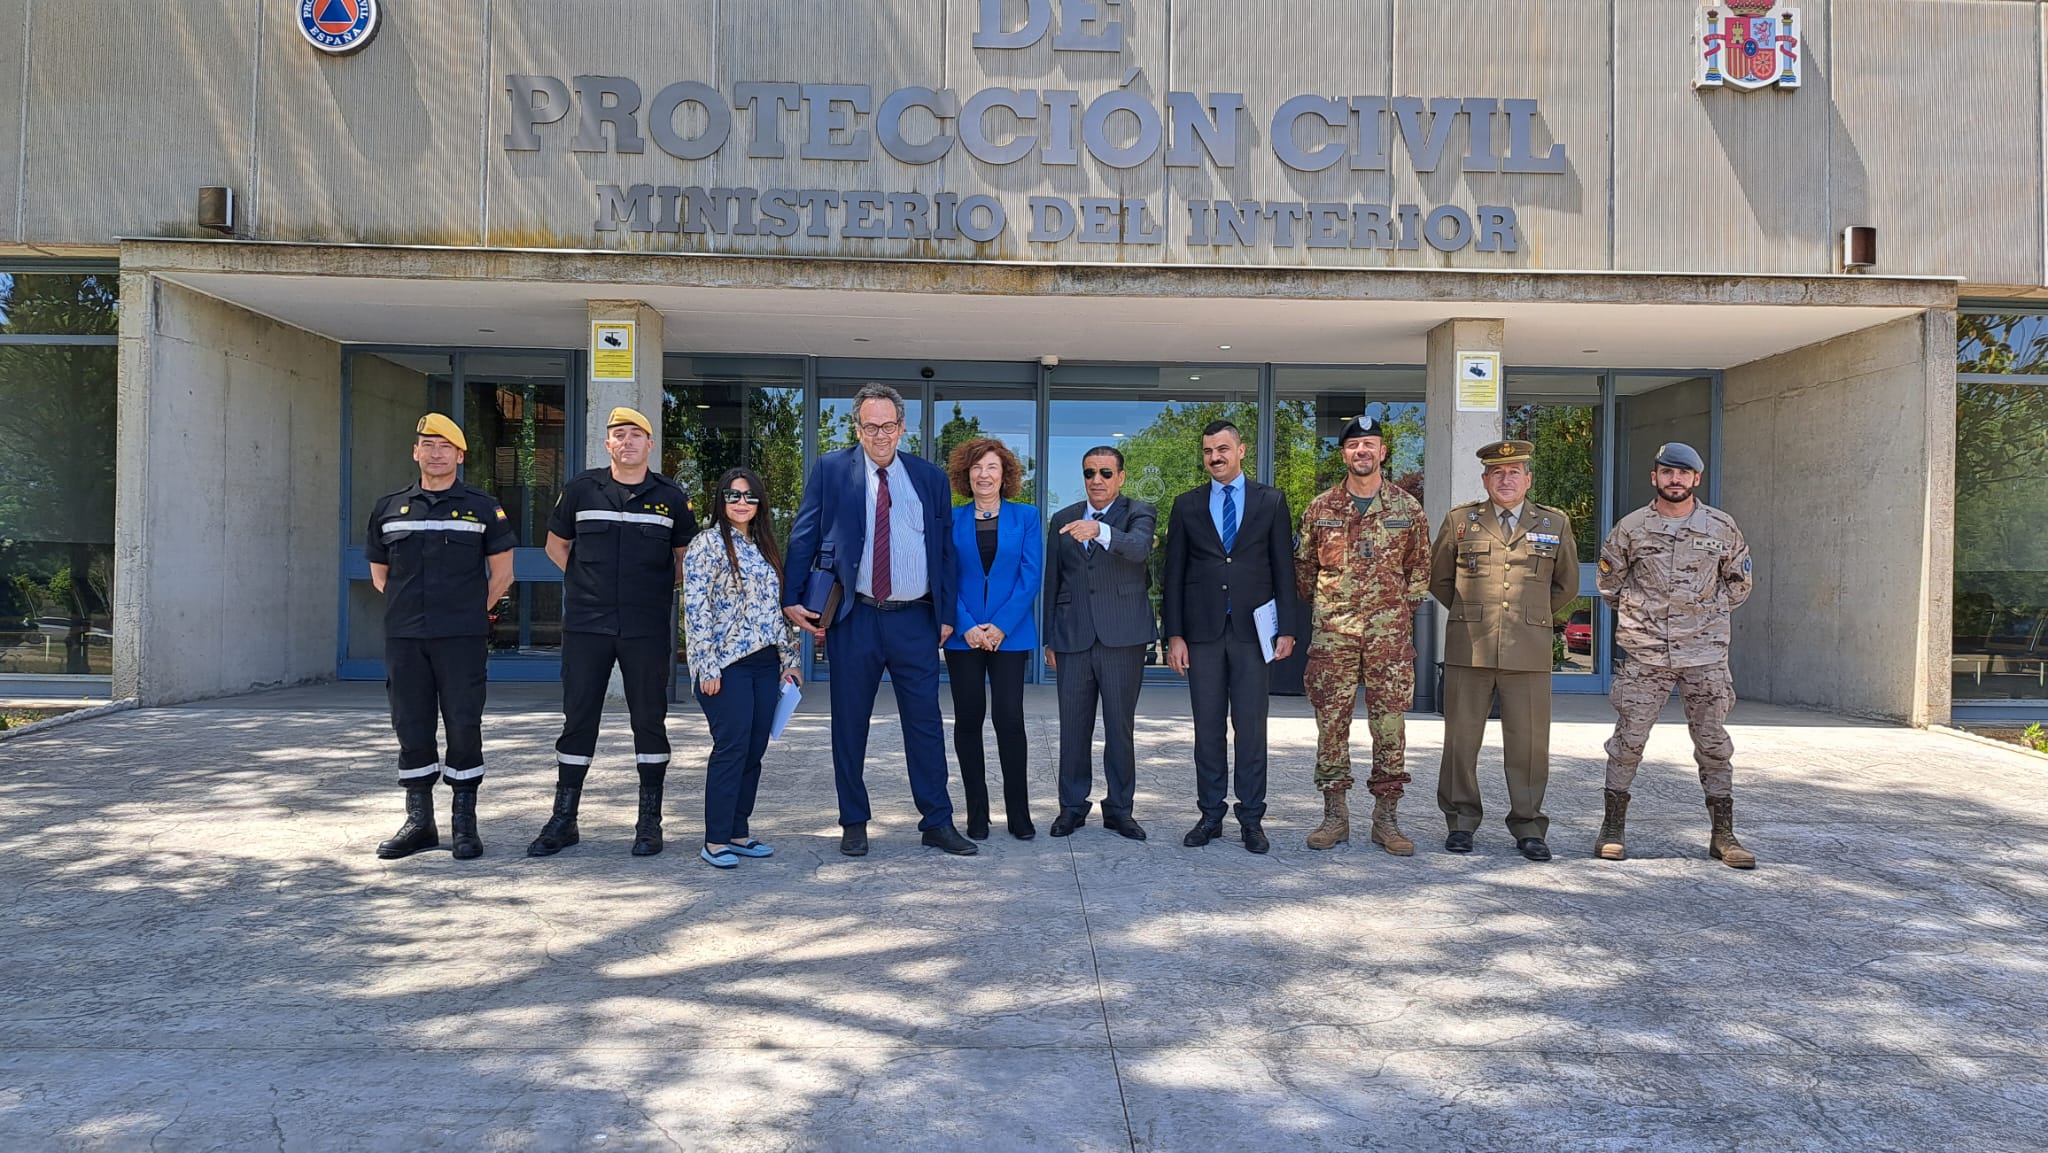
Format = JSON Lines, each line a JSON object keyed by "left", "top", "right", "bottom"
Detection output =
{"left": 1696, "top": 1, "right": 1801, "bottom": 90}
{"left": 298, "top": 0, "right": 380, "bottom": 55}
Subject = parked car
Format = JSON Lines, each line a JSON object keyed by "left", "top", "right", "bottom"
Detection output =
{"left": 1563, "top": 609, "right": 1592, "bottom": 654}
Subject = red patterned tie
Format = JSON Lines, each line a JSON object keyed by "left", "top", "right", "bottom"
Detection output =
{"left": 872, "top": 466, "right": 893, "bottom": 600}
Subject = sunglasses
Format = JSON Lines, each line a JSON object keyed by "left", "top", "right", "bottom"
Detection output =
{"left": 722, "top": 489, "right": 761, "bottom": 505}
{"left": 1082, "top": 468, "right": 1119, "bottom": 480}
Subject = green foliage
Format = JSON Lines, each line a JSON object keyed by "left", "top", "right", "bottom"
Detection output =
{"left": 1506, "top": 403, "right": 1598, "bottom": 562}
{"left": 2024, "top": 723, "right": 2048, "bottom": 754}
{"left": 1953, "top": 315, "right": 2048, "bottom": 652}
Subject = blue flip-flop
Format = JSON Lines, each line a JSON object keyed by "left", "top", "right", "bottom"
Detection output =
{"left": 726, "top": 839, "right": 775, "bottom": 858}
{"left": 700, "top": 846, "right": 739, "bottom": 869}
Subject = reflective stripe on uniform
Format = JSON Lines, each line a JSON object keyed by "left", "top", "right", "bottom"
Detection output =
{"left": 441, "top": 763, "right": 486, "bottom": 781}
{"left": 399, "top": 762, "right": 442, "bottom": 780}
{"left": 636, "top": 753, "right": 671, "bottom": 764}
{"left": 383, "top": 520, "right": 488, "bottom": 534}
{"left": 576, "top": 509, "right": 675, "bottom": 529}
{"left": 556, "top": 754, "right": 593, "bottom": 766}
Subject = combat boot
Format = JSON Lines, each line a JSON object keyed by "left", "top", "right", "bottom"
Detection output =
{"left": 526, "top": 785, "right": 582, "bottom": 857}
{"left": 1595, "top": 789, "right": 1629, "bottom": 861}
{"left": 1306, "top": 786, "right": 1350, "bottom": 849}
{"left": 630, "top": 779, "right": 665, "bottom": 856}
{"left": 1706, "top": 795, "right": 1756, "bottom": 869}
{"left": 449, "top": 786, "right": 483, "bottom": 860}
{"left": 1369, "top": 795, "right": 1414, "bottom": 856}
{"left": 376, "top": 783, "right": 439, "bottom": 859}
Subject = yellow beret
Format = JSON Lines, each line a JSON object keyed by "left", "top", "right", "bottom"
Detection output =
{"left": 1477, "top": 439, "right": 1534, "bottom": 466}
{"left": 606, "top": 406, "right": 653, "bottom": 437}
{"left": 415, "top": 413, "right": 466, "bottom": 454}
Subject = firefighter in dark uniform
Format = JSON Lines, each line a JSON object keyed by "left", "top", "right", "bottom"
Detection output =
{"left": 527, "top": 406, "right": 699, "bottom": 858}
{"left": 366, "top": 413, "right": 517, "bottom": 861}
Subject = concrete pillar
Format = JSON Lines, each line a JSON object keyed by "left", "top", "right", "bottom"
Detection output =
{"left": 584, "top": 300, "right": 666, "bottom": 469}
{"left": 114, "top": 276, "right": 342, "bottom": 704}
{"left": 1424, "top": 318, "right": 1505, "bottom": 536}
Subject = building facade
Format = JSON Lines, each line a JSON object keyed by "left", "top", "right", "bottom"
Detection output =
{"left": 2, "top": 0, "right": 2041, "bottom": 725}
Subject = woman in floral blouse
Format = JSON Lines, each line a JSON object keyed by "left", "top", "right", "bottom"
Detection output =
{"left": 682, "top": 467, "right": 802, "bottom": 869}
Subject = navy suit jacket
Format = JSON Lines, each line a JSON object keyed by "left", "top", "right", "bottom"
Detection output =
{"left": 946, "top": 500, "right": 1042, "bottom": 651}
{"left": 782, "top": 445, "right": 957, "bottom": 626}
{"left": 1161, "top": 478, "right": 1300, "bottom": 645}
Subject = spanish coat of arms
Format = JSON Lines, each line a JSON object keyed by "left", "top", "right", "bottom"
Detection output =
{"left": 1696, "top": 1, "right": 1802, "bottom": 90}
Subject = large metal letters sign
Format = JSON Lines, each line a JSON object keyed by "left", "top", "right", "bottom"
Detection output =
{"left": 503, "top": 0, "right": 1575, "bottom": 255}
{"left": 1696, "top": 1, "right": 1802, "bottom": 90}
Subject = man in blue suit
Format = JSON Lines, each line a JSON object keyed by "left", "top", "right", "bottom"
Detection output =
{"left": 783, "top": 383, "right": 976, "bottom": 858}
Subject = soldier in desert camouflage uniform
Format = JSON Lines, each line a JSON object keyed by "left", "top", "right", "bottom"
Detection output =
{"left": 1295, "top": 416, "right": 1433, "bottom": 854}
{"left": 1595, "top": 441, "right": 1757, "bottom": 869}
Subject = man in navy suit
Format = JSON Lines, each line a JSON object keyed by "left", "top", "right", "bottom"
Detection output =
{"left": 1162, "top": 420, "right": 1300, "bottom": 854}
{"left": 783, "top": 383, "right": 976, "bottom": 857}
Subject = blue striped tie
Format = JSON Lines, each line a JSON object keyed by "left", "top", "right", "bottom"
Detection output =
{"left": 1221, "top": 485, "right": 1238, "bottom": 553}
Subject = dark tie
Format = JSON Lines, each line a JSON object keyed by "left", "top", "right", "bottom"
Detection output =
{"left": 873, "top": 466, "right": 893, "bottom": 600}
{"left": 1084, "top": 508, "right": 1097, "bottom": 552}
{"left": 1221, "top": 485, "right": 1238, "bottom": 553}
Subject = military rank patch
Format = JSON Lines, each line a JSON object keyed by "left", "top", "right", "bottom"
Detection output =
{"left": 398, "top": 505, "right": 409, "bottom": 514}
{"left": 495, "top": 507, "right": 508, "bottom": 520}
{"left": 1599, "top": 559, "right": 1612, "bottom": 574}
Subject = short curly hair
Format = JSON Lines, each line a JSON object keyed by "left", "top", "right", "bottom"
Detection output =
{"left": 947, "top": 437, "right": 1024, "bottom": 500}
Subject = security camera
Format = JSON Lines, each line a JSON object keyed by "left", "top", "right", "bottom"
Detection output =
{"left": 1039, "top": 355, "right": 1060, "bottom": 368}
{"left": 920, "top": 366, "right": 936, "bottom": 379}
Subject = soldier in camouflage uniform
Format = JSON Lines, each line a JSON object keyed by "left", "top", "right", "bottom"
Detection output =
{"left": 1595, "top": 442, "right": 1757, "bottom": 869}
{"left": 1295, "top": 416, "right": 1433, "bottom": 854}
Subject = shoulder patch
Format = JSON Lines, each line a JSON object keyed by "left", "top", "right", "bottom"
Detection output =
{"left": 495, "top": 506, "right": 508, "bottom": 520}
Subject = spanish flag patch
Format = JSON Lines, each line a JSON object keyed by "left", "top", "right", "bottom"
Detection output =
{"left": 495, "top": 506, "right": 508, "bottom": 520}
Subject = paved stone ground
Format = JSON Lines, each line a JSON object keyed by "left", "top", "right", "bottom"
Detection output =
{"left": 3, "top": 682, "right": 2046, "bottom": 1152}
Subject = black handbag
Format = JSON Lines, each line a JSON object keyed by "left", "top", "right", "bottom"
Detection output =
{"left": 801, "top": 542, "right": 842, "bottom": 620}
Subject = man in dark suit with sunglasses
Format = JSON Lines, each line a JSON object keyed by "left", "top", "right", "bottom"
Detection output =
{"left": 1044, "top": 446, "right": 1158, "bottom": 840}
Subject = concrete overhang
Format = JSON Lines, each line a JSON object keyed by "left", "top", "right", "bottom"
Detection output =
{"left": 122, "top": 239, "right": 1958, "bottom": 370}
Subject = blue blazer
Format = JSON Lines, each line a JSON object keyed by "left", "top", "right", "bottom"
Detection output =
{"left": 946, "top": 500, "right": 1042, "bottom": 651}
{"left": 782, "top": 446, "right": 957, "bottom": 626}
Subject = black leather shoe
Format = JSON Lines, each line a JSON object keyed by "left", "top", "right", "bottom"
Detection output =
{"left": 448, "top": 787, "right": 483, "bottom": 860}
{"left": 1444, "top": 830, "right": 1474, "bottom": 853}
{"left": 1050, "top": 812, "right": 1083, "bottom": 837}
{"left": 1183, "top": 821, "right": 1224, "bottom": 847}
{"left": 965, "top": 815, "right": 990, "bottom": 840}
{"left": 1009, "top": 822, "right": 1037, "bottom": 841}
{"left": 1241, "top": 823, "right": 1270, "bottom": 854}
{"left": 1517, "top": 837, "right": 1553, "bottom": 862}
{"left": 839, "top": 822, "right": 868, "bottom": 857}
{"left": 525, "top": 786, "right": 582, "bottom": 857}
{"left": 1103, "top": 814, "right": 1147, "bottom": 841}
{"left": 377, "top": 785, "right": 439, "bottom": 860}
{"left": 921, "top": 824, "right": 979, "bottom": 855}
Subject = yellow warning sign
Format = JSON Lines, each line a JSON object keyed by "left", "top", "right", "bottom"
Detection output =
{"left": 591, "top": 322, "right": 636, "bottom": 383}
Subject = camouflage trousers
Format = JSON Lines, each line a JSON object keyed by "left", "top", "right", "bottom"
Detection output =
{"left": 1603, "top": 659, "right": 1736, "bottom": 797}
{"left": 1303, "top": 639, "right": 1415, "bottom": 797}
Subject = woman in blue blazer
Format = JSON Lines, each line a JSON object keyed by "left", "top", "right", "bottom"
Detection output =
{"left": 945, "top": 437, "right": 1043, "bottom": 840}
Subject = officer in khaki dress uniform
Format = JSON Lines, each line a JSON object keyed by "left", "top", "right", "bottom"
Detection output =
{"left": 1430, "top": 439, "right": 1578, "bottom": 861}
{"left": 1295, "top": 416, "right": 1432, "bottom": 854}
{"left": 1594, "top": 441, "right": 1757, "bottom": 869}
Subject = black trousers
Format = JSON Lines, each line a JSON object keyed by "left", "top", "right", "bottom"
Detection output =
{"left": 1186, "top": 631, "right": 1271, "bottom": 825}
{"left": 1054, "top": 642, "right": 1147, "bottom": 821}
{"left": 944, "top": 647, "right": 1031, "bottom": 830}
{"left": 385, "top": 635, "right": 488, "bottom": 788}
{"left": 556, "top": 630, "right": 672, "bottom": 786}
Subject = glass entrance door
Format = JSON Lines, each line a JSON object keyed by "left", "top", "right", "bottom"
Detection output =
{"left": 341, "top": 348, "right": 579, "bottom": 681}
{"left": 1504, "top": 373, "right": 1604, "bottom": 690}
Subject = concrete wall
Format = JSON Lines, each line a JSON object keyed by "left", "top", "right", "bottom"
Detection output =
{"left": 1721, "top": 311, "right": 1956, "bottom": 725}
{"left": 113, "top": 280, "right": 341, "bottom": 704}
{"left": 5, "top": 0, "right": 2047, "bottom": 287}
{"left": 1615, "top": 377, "right": 1712, "bottom": 513}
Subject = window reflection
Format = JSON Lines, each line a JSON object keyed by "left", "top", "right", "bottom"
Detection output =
{"left": 1953, "top": 314, "right": 2048, "bottom": 701}
{"left": 0, "top": 273, "right": 118, "bottom": 677}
